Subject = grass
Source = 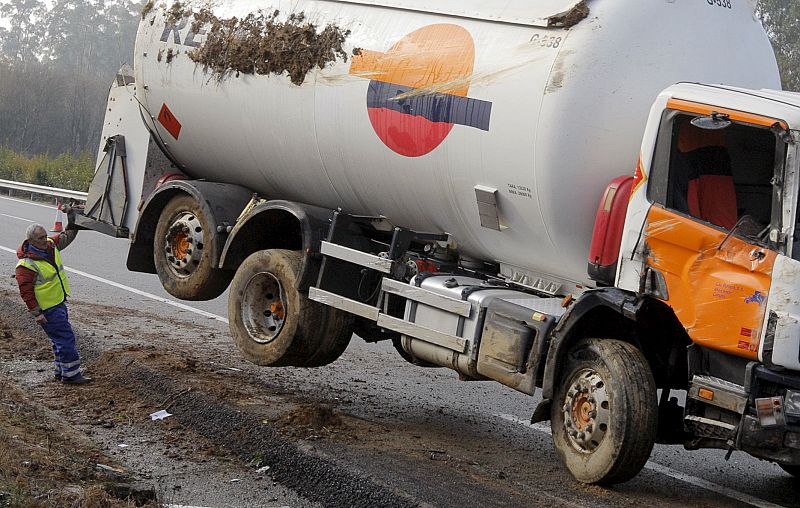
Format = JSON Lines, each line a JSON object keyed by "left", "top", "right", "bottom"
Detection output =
{"left": 0, "top": 147, "right": 94, "bottom": 192}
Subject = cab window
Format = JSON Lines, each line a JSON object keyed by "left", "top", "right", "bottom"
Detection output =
{"left": 649, "top": 112, "right": 781, "bottom": 238}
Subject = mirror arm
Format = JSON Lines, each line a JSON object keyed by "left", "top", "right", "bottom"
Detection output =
{"left": 771, "top": 122, "right": 794, "bottom": 145}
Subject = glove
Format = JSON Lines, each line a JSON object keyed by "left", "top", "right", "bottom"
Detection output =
{"left": 62, "top": 203, "right": 79, "bottom": 230}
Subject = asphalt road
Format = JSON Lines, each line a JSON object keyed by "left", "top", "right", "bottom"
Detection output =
{"left": 1, "top": 193, "right": 799, "bottom": 507}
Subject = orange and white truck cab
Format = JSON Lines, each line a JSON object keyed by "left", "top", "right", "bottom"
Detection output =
{"left": 615, "top": 83, "right": 800, "bottom": 465}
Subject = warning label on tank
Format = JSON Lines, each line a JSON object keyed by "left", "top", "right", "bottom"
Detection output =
{"left": 158, "top": 103, "right": 182, "bottom": 140}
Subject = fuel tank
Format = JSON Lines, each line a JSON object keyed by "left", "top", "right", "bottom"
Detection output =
{"left": 134, "top": 0, "right": 780, "bottom": 287}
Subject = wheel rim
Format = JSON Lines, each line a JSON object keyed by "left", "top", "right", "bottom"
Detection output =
{"left": 241, "top": 271, "right": 288, "bottom": 344}
{"left": 561, "top": 368, "right": 611, "bottom": 453}
{"left": 162, "top": 211, "right": 205, "bottom": 278}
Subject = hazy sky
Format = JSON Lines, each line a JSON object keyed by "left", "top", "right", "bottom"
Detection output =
{"left": 0, "top": 0, "right": 55, "bottom": 29}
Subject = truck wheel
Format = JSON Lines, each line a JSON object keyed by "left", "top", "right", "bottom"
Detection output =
{"left": 228, "top": 249, "right": 353, "bottom": 367}
{"left": 154, "top": 194, "right": 232, "bottom": 300}
{"left": 551, "top": 339, "right": 657, "bottom": 485}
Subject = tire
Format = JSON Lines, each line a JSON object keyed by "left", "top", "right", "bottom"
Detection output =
{"left": 780, "top": 464, "right": 800, "bottom": 478}
{"left": 228, "top": 249, "right": 353, "bottom": 367}
{"left": 154, "top": 194, "right": 232, "bottom": 300}
{"left": 551, "top": 339, "right": 657, "bottom": 485}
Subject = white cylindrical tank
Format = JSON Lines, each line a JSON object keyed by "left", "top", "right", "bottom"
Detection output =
{"left": 134, "top": 0, "right": 780, "bottom": 287}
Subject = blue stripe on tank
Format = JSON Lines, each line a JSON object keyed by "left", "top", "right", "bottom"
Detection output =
{"left": 367, "top": 80, "right": 492, "bottom": 131}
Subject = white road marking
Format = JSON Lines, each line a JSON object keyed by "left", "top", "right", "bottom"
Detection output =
{"left": 1, "top": 212, "right": 35, "bottom": 223}
{"left": 0, "top": 194, "right": 57, "bottom": 210}
{"left": 0, "top": 245, "right": 229, "bottom": 324}
{"left": 495, "top": 413, "right": 787, "bottom": 508}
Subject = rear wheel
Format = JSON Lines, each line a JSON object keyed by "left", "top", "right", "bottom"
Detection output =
{"left": 551, "top": 339, "right": 657, "bottom": 485}
{"left": 154, "top": 194, "right": 231, "bottom": 300}
{"left": 228, "top": 249, "right": 353, "bottom": 367}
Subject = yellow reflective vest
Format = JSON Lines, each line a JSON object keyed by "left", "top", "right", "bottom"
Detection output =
{"left": 16, "top": 239, "right": 71, "bottom": 311}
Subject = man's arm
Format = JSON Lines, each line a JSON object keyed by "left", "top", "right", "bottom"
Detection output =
{"left": 50, "top": 206, "right": 78, "bottom": 250}
{"left": 50, "top": 230, "right": 78, "bottom": 250}
{"left": 15, "top": 266, "right": 42, "bottom": 318}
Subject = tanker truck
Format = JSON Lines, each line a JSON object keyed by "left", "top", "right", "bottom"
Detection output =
{"left": 77, "top": 0, "right": 800, "bottom": 485}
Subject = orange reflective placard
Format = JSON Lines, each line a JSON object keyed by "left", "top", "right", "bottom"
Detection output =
{"left": 644, "top": 206, "right": 775, "bottom": 359}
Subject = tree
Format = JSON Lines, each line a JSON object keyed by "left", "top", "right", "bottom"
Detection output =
{"left": 0, "top": 0, "right": 47, "bottom": 67}
{"left": 759, "top": 0, "right": 800, "bottom": 91}
{"left": 0, "top": 0, "right": 142, "bottom": 156}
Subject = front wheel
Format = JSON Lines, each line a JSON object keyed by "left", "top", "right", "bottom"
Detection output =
{"left": 228, "top": 249, "right": 353, "bottom": 367}
{"left": 551, "top": 339, "right": 657, "bottom": 485}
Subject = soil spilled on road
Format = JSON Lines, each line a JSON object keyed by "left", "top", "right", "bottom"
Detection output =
{"left": 0, "top": 282, "right": 761, "bottom": 508}
{"left": 0, "top": 294, "right": 419, "bottom": 507}
{"left": 0, "top": 354, "right": 155, "bottom": 506}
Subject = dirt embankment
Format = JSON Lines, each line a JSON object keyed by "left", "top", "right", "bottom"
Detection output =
{"left": 0, "top": 358, "right": 154, "bottom": 507}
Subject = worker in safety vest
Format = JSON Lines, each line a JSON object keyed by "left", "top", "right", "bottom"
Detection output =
{"left": 15, "top": 207, "right": 90, "bottom": 385}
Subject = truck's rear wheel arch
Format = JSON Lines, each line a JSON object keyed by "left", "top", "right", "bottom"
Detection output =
{"left": 541, "top": 290, "right": 690, "bottom": 400}
{"left": 220, "top": 200, "right": 334, "bottom": 291}
{"left": 127, "top": 180, "right": 252, "bottom": 274}
{"left": 126, "top": 187, "right": 181, "bottom": 274}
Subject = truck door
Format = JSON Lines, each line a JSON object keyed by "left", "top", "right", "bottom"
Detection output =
{"left": 642, "top": 102, "right": 788, "bottom": 360}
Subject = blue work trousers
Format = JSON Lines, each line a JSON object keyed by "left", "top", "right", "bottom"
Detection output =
{"left": 41, "top": 303, "right": 81, "bottom": 379}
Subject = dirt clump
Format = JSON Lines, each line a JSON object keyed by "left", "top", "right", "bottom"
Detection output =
{"left": 140, "top": 0, "right": 155, "bottom": 20}
{"left": 278, "top": 403, "right": 343, "bottom": 431}
{"left": 548, "top": 0, "right": 589, "bottom": 28}
{"left": 187, "top": 9, "right": 351, "bottom": 85}
{"left": 0, "top": 318, "right": 54, "bottom": 362}
{"left": 165, "top": 1, "right": 191, "bottom": 26}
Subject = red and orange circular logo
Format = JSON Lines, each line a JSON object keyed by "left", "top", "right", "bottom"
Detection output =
{"left": 349, "top": 24, "right": 492, "bottom": 157}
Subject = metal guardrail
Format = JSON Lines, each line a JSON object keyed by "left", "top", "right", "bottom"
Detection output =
{"left": 0, "top": 178, "right": 88, "bottom": 201}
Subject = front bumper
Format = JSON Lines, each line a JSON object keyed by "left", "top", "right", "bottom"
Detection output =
{"left": 738, "top": 365, "right": 800, "bottom": 464}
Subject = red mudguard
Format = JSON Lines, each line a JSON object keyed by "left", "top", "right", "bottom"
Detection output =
{"left": 588, "top": 175, "right": 634, "bottom": 285}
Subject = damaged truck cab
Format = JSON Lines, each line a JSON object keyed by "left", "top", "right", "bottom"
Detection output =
{"left": 613, "top": 83, "right": 800, "bottom": 469}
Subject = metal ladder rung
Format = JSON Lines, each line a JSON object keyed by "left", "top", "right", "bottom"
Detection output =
{"left": 381, "top": 278, "right": 472, "bottom": 317}
{"left": 377, "top": 314, "right": 467, "bottom": 353}
{"left": 320, "top": 241, "right": 393, "bottom": 273}
{"left": 308, "top": 287, "right": 380, "bottom": 321}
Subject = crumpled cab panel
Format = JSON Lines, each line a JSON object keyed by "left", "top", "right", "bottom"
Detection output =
{"left": 643, "top": 206, "right": 774, "bottom": 359}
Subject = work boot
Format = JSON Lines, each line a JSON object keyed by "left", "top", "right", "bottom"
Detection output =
{"left": 62, "top": 374, "right": 92, "bottom": 385}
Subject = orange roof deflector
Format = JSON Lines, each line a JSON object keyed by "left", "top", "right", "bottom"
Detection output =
{"left": 667, "top": 98, "right": 789, "bottom": 130}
